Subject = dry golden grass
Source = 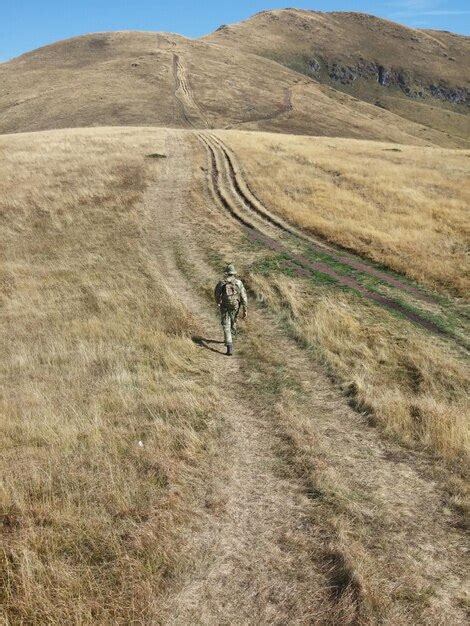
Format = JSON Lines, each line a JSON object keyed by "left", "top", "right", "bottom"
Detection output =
{"left": 1, "top": 124, "right": 468, "bottom": 623}
{"left": 0, "top": 127, "right": 218, "bottom": 623}
{"left": 248, "top": 271, "right": 469, "bottom": 463}
{"left": 376, "top": 94, "right": 470, "bottom": 143}
{"left": 221, "top": 130, "right": 470, "bottom": 297}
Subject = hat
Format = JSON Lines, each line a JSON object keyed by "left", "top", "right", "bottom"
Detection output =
{"left": 224, "top": 264, "right": 237, "bottom": 275}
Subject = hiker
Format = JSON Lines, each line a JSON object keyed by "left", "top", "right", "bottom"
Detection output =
{"left": 214, "top": 264, "right": 247, "bottom": 356}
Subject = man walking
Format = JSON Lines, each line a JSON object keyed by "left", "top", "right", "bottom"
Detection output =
{"left": 214, "top": 264, "right": 247, "bottom": 356}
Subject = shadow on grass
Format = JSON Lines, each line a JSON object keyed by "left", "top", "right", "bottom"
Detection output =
{"left": 192, "top": 336, "right": 226, "bottom": 355}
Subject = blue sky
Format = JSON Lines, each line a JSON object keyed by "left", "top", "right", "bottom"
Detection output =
{"left": 1, "top": 1, "right": 469, "bottom": 62}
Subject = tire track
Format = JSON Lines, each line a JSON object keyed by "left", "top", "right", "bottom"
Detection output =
{"left": 197, "top": 130, "right": 452, "bottom": 339}
{"left": 172, "top": 54, "right": 208, "bottom": 129}
{"left": 209, "top": 132, "right": 438, "bottom": 305}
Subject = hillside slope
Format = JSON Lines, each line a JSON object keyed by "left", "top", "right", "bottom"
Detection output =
{"left": 0, "top": 27, "right": 466, "bottom": 146}
{"left": 205, "top": 9, "right": 470, "bottom": 143}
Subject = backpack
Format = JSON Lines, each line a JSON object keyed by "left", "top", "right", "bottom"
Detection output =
{"left": 220, "top": 280, "right": 240, "bottom": 311}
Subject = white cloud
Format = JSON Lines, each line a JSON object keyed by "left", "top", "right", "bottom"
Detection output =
{"left": 390, "top": 0, "right": 438, "bottom": 7}
{"left": 391, "top": 9, "right": 470, "bottom": 19}
{"left": 417, "top": 10, "right": 470, "bottom": 14}
{"left": 387, "top": 1, "right": 470, "bottom": 18}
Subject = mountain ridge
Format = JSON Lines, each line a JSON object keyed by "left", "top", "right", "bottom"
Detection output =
{"left": 0, "top": 9, "right": 468, "bottom": 145}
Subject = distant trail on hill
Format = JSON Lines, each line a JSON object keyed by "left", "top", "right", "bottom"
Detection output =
{"left": 226, "top": 85, "right": 295, "bottom": 130}
{"left": 197, "top": 131, "right": 458, "bottom": 341}
{"left": 172, "top": 54, "right": 208, "bottom": 129}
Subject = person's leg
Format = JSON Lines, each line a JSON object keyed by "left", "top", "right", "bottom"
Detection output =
{"left": 232, "top": 307, "right": 239, "bottom": 334}
{"left": 221, "top": 311, "right": 233, "bottom": 346}
{"left": 227, "top": 311, "right": 239, "bottom": 355}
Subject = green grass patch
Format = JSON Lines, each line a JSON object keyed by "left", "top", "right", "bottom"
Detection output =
{"left": 253, "top": 252, "right": 295, "bottom": 275}
{"left": 301, "top": 245, "right": 359, "bottom": 278}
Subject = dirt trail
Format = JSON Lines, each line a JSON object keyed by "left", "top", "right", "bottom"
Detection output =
{"left": 146, "top": 130, "right": 468, "bottom": 624}
{"left": 172, "top": 54, "right": 208, "bottom": 129}
{"left": 148, "top": 131, "right": 336, "bottom": 624}
{"left": 197, "top": 130, "right": 459, "bottom": 341}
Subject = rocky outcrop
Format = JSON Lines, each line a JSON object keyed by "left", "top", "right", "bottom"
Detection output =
{"left": 308, "top": 57, "right": 468, "bottom": 105}
{"left": 429, "top": 83, "right": 468, "bottom": 104}
{"left": 309, "top": 58, "right": 321, "bottom": 75}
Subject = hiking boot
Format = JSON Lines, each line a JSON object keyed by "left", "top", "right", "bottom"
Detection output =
{"left": 226, "top": 343, "right": 233, "bottom": 356}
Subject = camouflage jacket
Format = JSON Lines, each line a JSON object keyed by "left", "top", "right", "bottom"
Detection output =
{"left": 214, "top": 276, "right": 248, "bottom": 310}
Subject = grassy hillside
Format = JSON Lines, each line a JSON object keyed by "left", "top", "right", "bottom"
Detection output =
{"left": 207, "top": 9, "right": 470, "bottom": 86}
{"left": 205, "top": 9, "right": 470, "bottom": 144}
{"left": 0, "top": 26, "right": 467, "bottom": 147}
{"left": 218, "top": 130, "right": 470, "bottom": 298}
{"left": 1, "top": 127, "right": 468, "bottom": 622}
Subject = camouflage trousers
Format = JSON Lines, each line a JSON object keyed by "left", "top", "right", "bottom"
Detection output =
{"left": 220, "top": 307, "right": 239, "bottom": 345}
